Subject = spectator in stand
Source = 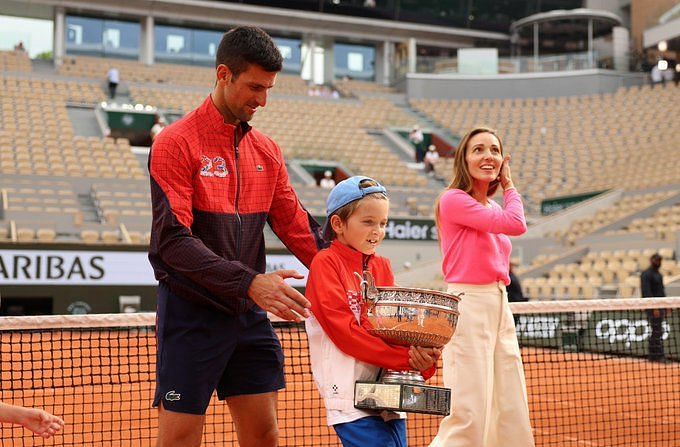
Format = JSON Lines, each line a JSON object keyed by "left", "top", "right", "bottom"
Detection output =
{"left": 424, "top": 144, "right": 439, "bottom": 176}
{"left": 662, "top": 64, "right": 675, "bottom": 85}
{"left": 0, "top": 402, "right": 64, "bottom": 439}
{"left": 640, "top": 253, "right": 669, "bottom": 363}
{"left": 150, "top": 114, "right": 166, "bottom": 142}
{"left": 408, "top": 125, "right": 425, "bottom": 163}
{"left": 507, "top": 261, "right": 527, "bottom": 303}
{"left": 107, "top": 67, "right": 120, "bottom": 99}
{"left": 319, "top": 170, "right": 336, "bottom": 189}
{"left": 650, "top": 64, "right": 663, "bottom": 85}
{"left": 13, "top": 41, "right": 26, "bottom": 52}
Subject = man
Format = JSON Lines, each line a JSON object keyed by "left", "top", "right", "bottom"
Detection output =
{"left": 507, "top": 261, "right": 527, "bottom": 303}
{"left": 148, "top": 26, "right": 325, "bottom": 447}
{"left": 107, "top": 67, "right": 119, "bottom": 99}
{"left": 408, "top": 124, "right": 425, "bottom": 163}
{"left": 640, "top": 253, "right": 667, "bottom": 362}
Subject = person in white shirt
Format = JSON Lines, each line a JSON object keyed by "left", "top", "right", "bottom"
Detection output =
{"left": 650, "top": 65, "right": 662, "bottom": 85}
{"left": 424, "top": 144, "right": 440, "bottom": 175}
{"left": 107, "top": 68, "right": 120, "bottom": 99}
{"left": 150, "top": 114, "right": 166, "bottom": 142}
{"left": 320, "top": 170, "right": 336, "bottom": 189}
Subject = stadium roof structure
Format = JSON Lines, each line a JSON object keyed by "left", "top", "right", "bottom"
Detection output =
{"left": 1, "top": 0, "right": 508, "bottom": 49}
{"left": 510, "top": 8, "right": 623, "bottom": 34}
{"left": 510, "top": 8, "right": 623, "bottom": 66}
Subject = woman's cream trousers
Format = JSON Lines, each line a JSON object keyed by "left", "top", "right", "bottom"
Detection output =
{"left": 429, "top": 282, "right": 535, "bottom": 447}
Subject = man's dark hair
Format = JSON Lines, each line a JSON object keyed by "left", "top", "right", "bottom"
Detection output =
{"left": 216, "top": 26, "right": 283, "bottom": 78}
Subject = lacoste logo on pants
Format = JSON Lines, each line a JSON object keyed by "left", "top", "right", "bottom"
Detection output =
{"left": 165, "top": 390, "right": 181, "bottom": 401}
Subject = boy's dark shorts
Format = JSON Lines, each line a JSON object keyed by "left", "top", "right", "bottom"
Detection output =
{"left": 153, "top": 283, "right": 285, "bottom": 415}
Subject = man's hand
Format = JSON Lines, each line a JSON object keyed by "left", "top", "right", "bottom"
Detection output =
{"left": 408, "top": 346, "right": 441, "bottom": 372}
{"left": 248, "top": 270, "right": 311, "bottom": 322}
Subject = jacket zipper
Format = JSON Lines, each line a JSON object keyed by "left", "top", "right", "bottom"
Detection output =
{"left": 234, "top": 135, "right": 242, "bottom": 261}
{"left": 362, "top": 254, "right": 369, "bottom": 274}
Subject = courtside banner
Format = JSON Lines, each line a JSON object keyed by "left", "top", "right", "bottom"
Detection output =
{"left": 515, "top": 309, "right": 680, "bottom": 361}
{"left": 316, "top": 216, "right": 439, "bottom": 241}
{"left": 0, "top": 250, "right": 309, "bottom": 286}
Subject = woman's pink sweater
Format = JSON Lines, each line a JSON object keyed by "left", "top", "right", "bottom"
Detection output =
{"left": 438, "top": 188, "right": 527, "bottom": 286}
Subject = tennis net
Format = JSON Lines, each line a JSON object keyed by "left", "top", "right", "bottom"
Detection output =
{"left": 1, "top": 297, "right": 679, "bottom": 446}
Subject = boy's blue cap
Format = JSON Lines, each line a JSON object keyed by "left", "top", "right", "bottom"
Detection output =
{"left": 322, "top": 176, "right": 387, "bottom": 240}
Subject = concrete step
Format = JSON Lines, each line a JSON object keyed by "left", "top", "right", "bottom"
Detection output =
{"left": 67, "top": 106, "right": 103, "bottom": 138}
{"left": 77, "top": 194, "right": 101, "bottom": 223}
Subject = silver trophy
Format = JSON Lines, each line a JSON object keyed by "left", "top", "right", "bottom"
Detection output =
{"left": 353, "top": 271, "right": 461, "bottom": 416}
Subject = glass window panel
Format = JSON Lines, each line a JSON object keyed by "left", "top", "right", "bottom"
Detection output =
{"left": 155, "top": 25, "right": 193, "bottom": 64}
{"left": 192, "top": 29, "right": 223, "bottom": 67}
{"left": 334, "top": 42, "right": 375, "bottom": 81}
{"left": 66, "top": 16, "right": 103, "bottom": 56}
{"left": 273, "top": 37, "right": 302, "bottom": 74}
{"left": 103, "top": 19, "right": 139, "bottom": 59}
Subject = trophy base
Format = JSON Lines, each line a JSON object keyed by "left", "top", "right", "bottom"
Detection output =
{"left": 354, "top": 381, "right": 451, "bottom": 416}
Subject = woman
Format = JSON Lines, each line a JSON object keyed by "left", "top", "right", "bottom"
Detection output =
{"left": 430, "top": 126, "right": 534, "bottom": 447}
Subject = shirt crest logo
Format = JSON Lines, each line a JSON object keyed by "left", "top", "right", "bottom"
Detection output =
{"left": 200, "top": 155, "right": 228, "bottom": 177}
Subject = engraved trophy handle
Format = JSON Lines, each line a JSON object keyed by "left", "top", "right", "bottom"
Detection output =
{"left": 354, "top": 271, "right": 379, "bottom": 304}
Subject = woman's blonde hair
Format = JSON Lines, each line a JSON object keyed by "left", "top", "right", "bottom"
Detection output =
{"left": 434, "top": 126, "right": 504, "bottom": 230}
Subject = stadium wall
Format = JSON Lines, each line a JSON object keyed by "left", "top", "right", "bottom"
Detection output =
{"left": 402, "top": 69, "right": 646, "bottom": 100}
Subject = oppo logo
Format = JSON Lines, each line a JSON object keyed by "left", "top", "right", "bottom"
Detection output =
{"left": 595, "top": 319, "right": 670, "bottom": 347}
{"left": 515, "top": 316, "right": 559, "bottom": 338}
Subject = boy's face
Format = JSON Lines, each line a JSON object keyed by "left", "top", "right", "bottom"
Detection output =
{"left": 334, "top": 198, "right": 389, "bottom": 255}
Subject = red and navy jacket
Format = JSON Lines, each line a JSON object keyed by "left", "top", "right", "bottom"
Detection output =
{"left": 149, "top": 96, "right": 325, "bottom": 314}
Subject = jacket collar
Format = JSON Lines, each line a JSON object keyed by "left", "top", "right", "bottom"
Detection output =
{"left": 330, "top": 240, "right": 373, "bottom": 269}
{"left": 200, "top": 95, "right": 252, "bottom": 138}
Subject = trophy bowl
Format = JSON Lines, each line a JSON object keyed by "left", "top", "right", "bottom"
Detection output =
{"left": 364, "top": 286, "right": 460, "bottom": 348}
{"left": 353, "top": 272, "right": 462, "bottom": 415}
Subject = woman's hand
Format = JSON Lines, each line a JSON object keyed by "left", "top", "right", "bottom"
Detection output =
{"left": 499, "top": 155, "right": 514, "bottom": 191}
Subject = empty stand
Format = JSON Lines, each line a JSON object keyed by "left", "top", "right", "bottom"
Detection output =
{"left": 523, "top": 248, "right": 680, "bottom": 300}
{"left": 0, "top": 50, "right": 31, "bottom": 73}
{"left": 414, "top": 84, "right": 680, "bottom": 213}
{"left": 59, "top": 55, "right": 309, "bottom": 94}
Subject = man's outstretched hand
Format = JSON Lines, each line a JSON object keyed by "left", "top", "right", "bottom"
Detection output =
{"left": 248, "top": 270, "right": 311, "bottom": 322}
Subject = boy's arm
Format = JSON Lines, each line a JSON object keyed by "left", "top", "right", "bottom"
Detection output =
{"left": 306, "top": 255, "right": 412, "bottom": 371}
